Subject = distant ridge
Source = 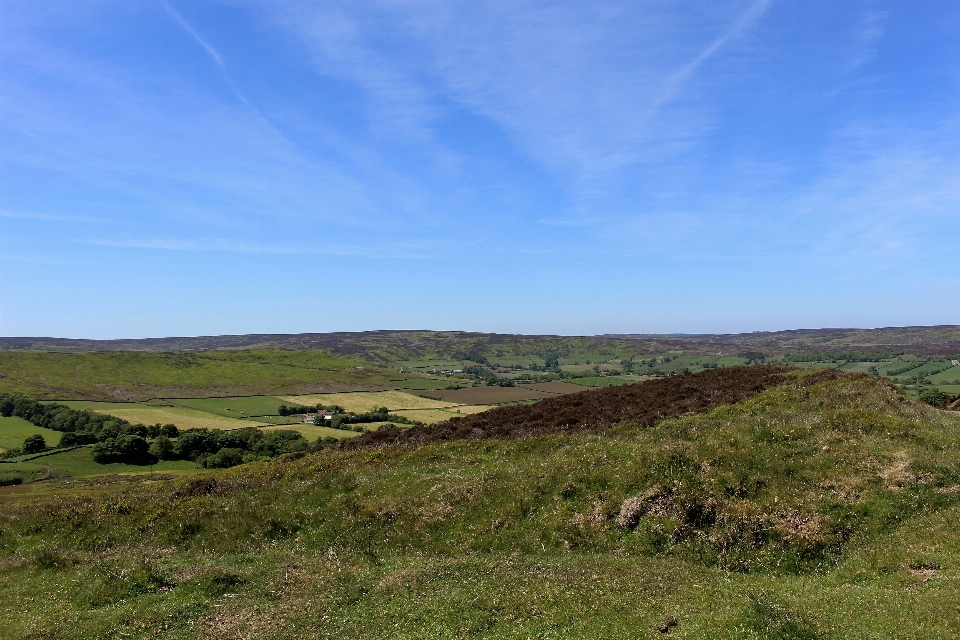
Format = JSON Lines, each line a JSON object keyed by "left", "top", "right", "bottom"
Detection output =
{"left": 1, "top": 325, "right": 959, "bottom": 357}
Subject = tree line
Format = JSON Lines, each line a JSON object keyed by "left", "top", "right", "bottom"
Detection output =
{"left": 0, "top": 393, "right": 308, "bottom": 468}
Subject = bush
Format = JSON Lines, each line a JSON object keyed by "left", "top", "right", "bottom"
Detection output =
{"left": 0, "top": 471, "right": 23, "bottom": 486}
{"left": 22, "top": 434, "right": 47, "bottom": 454}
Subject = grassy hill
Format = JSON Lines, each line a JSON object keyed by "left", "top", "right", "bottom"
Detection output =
{"left": 1, "top": 369, "right": 959, "bottom": 638}
{"left": 4, "top": 326, "right": 959, "bottom": 359}
{"left": 0, "top": 350, "right": 400, "bottom": 401}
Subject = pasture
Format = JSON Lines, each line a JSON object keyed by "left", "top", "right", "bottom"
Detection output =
{"left": 926, "top": 365, "right": 960, "bottom": 383}
{"left": 277, "top": 390, "right": 457, "bottom": 412}
{"left": 390, "top": 379, "right": 463, "bottom": 390}
{"left": 567, "top": 376, "right": 643, "bottom": 387}
{"left": 59, "top": 401, "right": 266, "bottom": 431}
{"left": 838, "top": 361, "right": 884, "bottom": 372}
{"left": 0, "top": 416, "right": 62, "bottom": 450}
{"left": 411, "top": 386, "right": 556, "bottom": 405}
{"left": 261, "top": 424, "right": 360, "bottom": 441}
{"left": 168, "top": 395, "right": 296, "bottom": 418}
{"left": 0, "top": 447, "right": 197, "bottom": 485}
{"left": 392, "top": 406, "right": 491, "bottom": 424}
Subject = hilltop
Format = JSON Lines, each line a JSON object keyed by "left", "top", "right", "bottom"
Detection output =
{"left": 3, "top": 325, "right": 960, "bottom": 359}
{"left": 2, "top": 368, "right": 959, "bottom": 638}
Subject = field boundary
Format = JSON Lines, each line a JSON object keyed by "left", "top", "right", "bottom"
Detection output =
{"left": 0, "top": 445, "right": 88, "bottom": 464}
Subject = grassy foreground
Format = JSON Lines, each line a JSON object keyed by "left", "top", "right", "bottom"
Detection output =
{"left": 1, "top": 371, "right": 959, "bottom": 638}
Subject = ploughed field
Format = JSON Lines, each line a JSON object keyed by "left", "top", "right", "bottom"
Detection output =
{"left": 3, "top": 368, "right": 959, "bottom": 638}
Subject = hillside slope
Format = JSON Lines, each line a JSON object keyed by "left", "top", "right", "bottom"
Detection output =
{"left": 4, "top": 325, "right": 959, "bottom": 358}
{"left": 1, "top": 370, "right": 959, "bottom": 638}
{"left": 0, "top": 350, "right": 399, "bottom": 401}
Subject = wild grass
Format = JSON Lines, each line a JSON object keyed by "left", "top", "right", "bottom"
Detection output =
{"left": 1, "top": 371, "right": 959, "bottom": 638}
{"left": 0, "top": 350, "right": 399, "bottom": 401}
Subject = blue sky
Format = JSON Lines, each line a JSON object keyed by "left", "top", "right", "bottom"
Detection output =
{"left": 1, "top": 0, "right": 958, "bottom": 338}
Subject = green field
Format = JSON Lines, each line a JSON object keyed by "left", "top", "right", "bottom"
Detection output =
{"left": 168, "top": 395, "right": 296, "bottom": 418}
{"left": 261, "top": 424, "right": 361, "bottom": 441}
{"left": 59, "top": 401, "right": 267, "bottom": 430}
{"left": 567, "top": 375, "right": 643, "bottom": 387}
{"left": 390, "top": 379, "right": 464, "bottom": 390}
{"left": 0, "top": 416, "right": 62, "bottom": 451}
{"left": 0, "top": 446, "right": 197, "bottom": 484}
{"left": 0, "top": 350, "right": 400, "bottom": 401}
{"left": 923, "top": 365, "right": 960, "bottom": 383}
{"left": 2, "top": 372, "right": 959, "bottom": 637}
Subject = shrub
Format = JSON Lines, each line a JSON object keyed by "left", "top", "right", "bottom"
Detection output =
{"left": 919, "top": 388, "right": 952, "bottom": 408}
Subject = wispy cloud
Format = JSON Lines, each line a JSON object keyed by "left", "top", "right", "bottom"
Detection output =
{"left": 645, "top": 0, "right": 771, "bottom": 117}
{"left": 0, "top": 209, "right": 105, "bottom": 223}
{"left": 157, "top": 0, "right": 224, "bottom": 68}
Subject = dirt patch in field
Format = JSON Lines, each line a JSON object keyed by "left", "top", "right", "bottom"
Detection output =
{"left": 410, "top": 386, "right": 557, "bottom": 405}
{"left": 344, "top": 365, "right": 790, "bottom": 450}
{"left": 519, "top": 381, "right": 594, "bottom": 394}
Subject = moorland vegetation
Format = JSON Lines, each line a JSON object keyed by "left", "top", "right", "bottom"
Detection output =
{"left": 2, "top": 367, "right": 959, "bottom": 638}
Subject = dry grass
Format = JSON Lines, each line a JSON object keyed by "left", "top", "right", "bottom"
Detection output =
{"left": 393, "top": 406, "right": 491, "bottom": 424}
{"left": 277, "top": 390, "right": 457, "bottom": 412}
{"left": 410, "top": 386, "right": 557, "bottom": 405}
{"left": 81, "top": 405, "right": 266, "bottom": 430}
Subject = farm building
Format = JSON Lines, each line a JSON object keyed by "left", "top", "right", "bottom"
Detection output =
{"left": 303, "top": 411, "right": 334, "bottom": 423}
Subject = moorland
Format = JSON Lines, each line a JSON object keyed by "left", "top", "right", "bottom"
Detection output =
{"left": 1, "top": 327, "right": 959, "bottom": 638}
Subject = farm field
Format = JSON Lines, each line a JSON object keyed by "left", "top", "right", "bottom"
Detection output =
{"left": 410, "top": 386, "right": 557, "bottom": 404}
{"left": 0, "top": 415, "right": 62, "bottom": 450}
{"left": 261, "top": 424, "right": 360, "bottom": 441}
{"left": 518, "top": 381, "right": 590, "bottom": 394}
{"left": 567, "top": 375, "right": 645, "bottom": 387}
{"left": 394, "top": 360, "right": 465, "bottom": 373}
{"left": 838, "top": 361, "right": 884, "bottom": 372}
{"left": 392, "top": 406, "right": 491, "bottom": 424}
{"left": 241, "top": 414, "right": 309, "bottom": 425}
{"left": 926, "top": 365, "right": 960, "bottom": 383}
{"left": 277, "top": 390, "right": 457, "bottom": 412}
{"left": 889, "top": 360, "right": 957, "bottom": 380}
{"left": 390, "top": 378, "right": 464, "bottom": 390}
{"left": 0, "top": 447, "right": 197, "bottom": 484}
{"left": 167, "top": 395, "right": 299, "bottom": 418}
{"left": 59, "top": 401, "right": 267, "bottom": 430}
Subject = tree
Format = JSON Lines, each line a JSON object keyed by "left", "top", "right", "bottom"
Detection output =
{"left": 919, "top": 388, "right": 951, "bottom": 408}
{"left": 22, "top": 434, "right": 46, "bottom": 454}
{"left": 148, "top": 435, "right": 175, "bottom": 460}
{"left": 91, "top": 435, "right": 153, "bottom": 464}
{"left": 160, "top": 423, "right": 179, "bottom": 438}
